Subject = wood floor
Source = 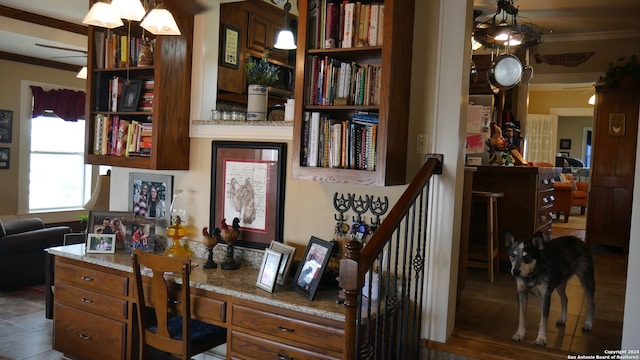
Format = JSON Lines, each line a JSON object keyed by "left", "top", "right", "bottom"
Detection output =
{"left": 433, "top": 213, "right": 627, "bottom": 360}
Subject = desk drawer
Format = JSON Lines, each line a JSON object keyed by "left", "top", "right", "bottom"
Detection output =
{"left": 230, "top": 330, "right": 341, "bottom": 360}
{"left": 56, "top": 260, "right": 128, "bottom": 297}
{"left": 55, "top": 282, "right": 128, "bottom": 321}
{"left": 54, "top": 303, "right": 125, "bottom": 360}
{"left": 231, "top": 304, "right": 343, "bottom": 353}
{"left": 191, "top": 294, "right": 226, "bottom": 324}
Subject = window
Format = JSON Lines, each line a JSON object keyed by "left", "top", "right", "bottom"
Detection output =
{"left": 28, "top": 114, "right": 91, "bottom": 212}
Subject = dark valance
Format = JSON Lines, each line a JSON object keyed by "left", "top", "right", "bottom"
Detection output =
{"left": 30, "top": 86, "right": 85, "bottom": 121}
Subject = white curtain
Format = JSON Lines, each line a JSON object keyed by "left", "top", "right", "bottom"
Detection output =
{"left": 523, "top": 114, "right": 558, "bottom": 164}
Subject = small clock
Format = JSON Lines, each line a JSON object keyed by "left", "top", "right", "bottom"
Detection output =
{"left": 271, "top": 0, "right": 286, "bottom": 5}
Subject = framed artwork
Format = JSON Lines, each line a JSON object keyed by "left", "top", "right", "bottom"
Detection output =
{"left": 559, "top": 139, "right": 572, "bottom": 149}
{"left": 609, "top": 113, "right": 626, "bottom": 136}
{"left": 0, "top": 109, "right": 12, "bottom": 143}
{"left": 86, "top": 233, "right": 116, "bottom": 254}
{"left": 123, "top": 217, "right": 157, "bottom": 253}
{"left": 293, "top": 236, "right": 334, "bottom": 300}
{"left": 256, "top": 248, "right": 283, "bottom": 292}
{"left": 0, "top": 147, "right": 9, "bottom": 169}
{"left": 270, "top": 241, "right": 296, "bottom": 286}
{"left": 118, "top": 79, "right": 143, "bottom": 112}
{"left": 128, "top": 172, "right": 172, "bottom": 225}
{"left": 210, "top": 141, "right": 287, "bottom": 250}
{"left": 221, "top": 25, "right": 240, "bottom": 69}
{"left": 88, "top": 211, "right": 133, "bottom": 251}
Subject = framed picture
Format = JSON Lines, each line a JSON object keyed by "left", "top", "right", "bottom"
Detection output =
{"left": 123, "top": 217, "right": 157, "bottom": 253}
{"left": 118, "top": 79, "right": 143, "bottom": 112}
{"left": 559, "top": 139, "right": 572, "bottom": 149}
{"left": 609, "top": 113, "right": 626, "bottom": 136}
{"left": 293, "top": 236, "right": 334, "bottom": 300}
{"left": 220, "top": 25, "right": 240, "bottom": 69}
{"left": 270, "top": 241, "right": 296, "bottom": 286}
{"left": 0, "top": 147, "right": 9, "bottom": 169}
{"left": 0, "top": 109, "right": 12, "bottom": 143}
{"left": 86, "top": 233, "right": 116, "bottom": 254}
{"left": 256, "top": 248, "right": 283, "bottom": 292}
{"left": 128, "top": 172, "right": 172, "bottom": 225}
{"left": 88, "top": 211, "right": 133, "bottom": 251}
{"left": 559, "top": 152, "right": 570, "bottom": 158}
{"left": 210, "top": 141, "right": 287, "bottom": 250}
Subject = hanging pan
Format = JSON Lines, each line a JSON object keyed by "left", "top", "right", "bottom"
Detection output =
{"left": 488, "top": 53, "right": 523, "bottom": 90}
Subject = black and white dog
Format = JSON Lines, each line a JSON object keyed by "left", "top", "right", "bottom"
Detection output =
{"left": 505, "top": 231, "right": 595, "bottom": 346}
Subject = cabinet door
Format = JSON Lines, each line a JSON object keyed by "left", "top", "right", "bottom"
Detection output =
{"left": 247, "top": 12, "right": 288, "bottom": 63}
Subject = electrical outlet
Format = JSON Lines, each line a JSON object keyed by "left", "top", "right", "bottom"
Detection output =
{"left": 416, "top": 133, "right": 428, "bottom": 154}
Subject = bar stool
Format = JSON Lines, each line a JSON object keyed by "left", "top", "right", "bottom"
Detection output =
{"left": 467, "top": 190, "right": 504, "bottom": 283}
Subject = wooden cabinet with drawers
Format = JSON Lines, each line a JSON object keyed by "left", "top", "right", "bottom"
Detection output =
{"left": 53, "top": 257, "right": 133, "bottom": 360}
{"left": 229, "top": 299, "right": 344, "bottom": 359}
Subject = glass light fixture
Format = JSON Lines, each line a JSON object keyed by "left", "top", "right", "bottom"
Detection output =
{"left": 274, "top": 0, "right": 296, "bottom": 50}
{"left": 110, "top": 0, "right": 146, "bottom": 21}
{"left": 588, "top": 94, "right": 596, "bottom": 105}
{"left": 76, "top": 66, "right": 87, "bottom": 79}
{"left": 472, "top": 0, "right": 542, "bottom": 49}
{"left": 82, "top": 2, "right": 124, "bottom": 28}
{"left": 140, "top": 8, "right": 181, "bottom": 35}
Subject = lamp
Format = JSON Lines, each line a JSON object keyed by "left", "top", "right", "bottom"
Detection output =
{"left": 82, "top": 2, "right": 124, "bottom": 28}
{"left": 588, "top": 94, "right": 596, "bottom": 105}
{"left": 76, "top": 66, "right": 87, "bottom": 79}
{"left": 274, "top": 1, "right": 296, "bottom": 50}
{"left": 472, "top": 0, "right": 542, "bottom": 50}
{"left": 141, "top": 5, "right": 181, "bottom": 35}
{"left": 84, "top": 171, "right": 111, "bottom": 211}
{"left": 110, "top": 0, "right": 146, "bottom": 21}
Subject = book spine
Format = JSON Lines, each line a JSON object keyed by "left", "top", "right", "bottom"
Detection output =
{"left": 342, "top": 2, "right": 354, "bottom": 48}
{"left": 369, "top": 4, "right": 379, "bottom": 47}
{"left": 308, "top": 112, "right": 321, "bottom": 167}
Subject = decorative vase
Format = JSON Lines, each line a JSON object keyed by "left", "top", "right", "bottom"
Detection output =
{"left": 246, "top": 84, "right": 268, "bottom": 121}
{"left": 165, "top": 189, "right": 192, "bottom": 257}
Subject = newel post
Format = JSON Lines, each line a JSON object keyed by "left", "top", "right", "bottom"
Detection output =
{"left": 339, "top": 239, "right": 363, "bottom": 360}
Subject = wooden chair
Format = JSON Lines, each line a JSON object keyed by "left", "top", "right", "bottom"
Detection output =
{"left": 132, "top": 249, "right": 227, "bottom": 359}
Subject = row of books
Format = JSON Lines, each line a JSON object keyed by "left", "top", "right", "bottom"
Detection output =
{"left": 93, "top": 114, "right": 153, "bottom": 158}
{"left": 302, "top": 111, "right": 378, "bottom": 170}
{"left": 307, "top": 55, "right": 381, "bottom": 106}
{"left": 108, "top": 77, "right": 154, "bottom": 112}
{"left": 308, "top": 0, "right": 384, "bottom": 50}
{"left": 95, "top": 30, "right": 155, "bottom": 69}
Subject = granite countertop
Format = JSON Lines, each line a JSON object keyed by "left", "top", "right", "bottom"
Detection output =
{"left": 48, "top": 244, "right": 345, "bottom": 322}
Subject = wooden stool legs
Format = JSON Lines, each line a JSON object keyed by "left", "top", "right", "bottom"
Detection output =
{"left": 468, "top": 191, "right": 504, "bottom": 283}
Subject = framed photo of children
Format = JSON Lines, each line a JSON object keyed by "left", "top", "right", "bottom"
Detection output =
{"left": 293, "top": 236, "right": 334, "bottom": 300}
{"left": 87, "top": 211, "right": 133, "bottom": 251}
{"left": 86, "top": 233, "right": 116, "bottom": 254}
{"left": 0, "top": 109, "right": 12, "bottom": 143}
{"left": 128, "top": 173, "right": 172, "bottom": 225}
{"left": 256, "top": 248, "right": 283, "bottom": 293}
{"left": 210, "top": 141, "right": 286, "bottom": 250}
{"left": 123, "top": 217, "right": 157, "bottom": 253}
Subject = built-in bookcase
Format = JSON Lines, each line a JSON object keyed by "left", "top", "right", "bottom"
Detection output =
{"left": 84, "top": 1, "right": 193, "bottom": 170}
{"left": 292, "top": 0, "right": 415, "bottom": 186}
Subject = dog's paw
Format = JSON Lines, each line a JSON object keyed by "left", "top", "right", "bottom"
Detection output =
{"left": 556, "top": 318, "right": 566, "bottom": 327}
{"left": 534, "top": 336, "right": 547, "bottom": 346}
{"left": 511, "top": 331, "right": 525, "bottom": 342}
{"left": 582, "top": 322, "right": 593, "bottom": 332}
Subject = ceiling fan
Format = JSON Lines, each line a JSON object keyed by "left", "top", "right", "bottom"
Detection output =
{"left": 35, "top": 43, "right": 87, "bottom": 59}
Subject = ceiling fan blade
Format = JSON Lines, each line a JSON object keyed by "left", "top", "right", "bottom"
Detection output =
{"left": 163, "top": 0, "right": 208, "bottom": 15}
{"left": 36, "top": 43, "right": 87, "bottom": 54}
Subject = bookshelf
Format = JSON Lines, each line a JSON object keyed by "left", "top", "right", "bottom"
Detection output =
{"left": 84, "top": 2, "right": 193, "bottom": 170}
{"left": 292, "top": 0, "right": 415, "bottom": 186}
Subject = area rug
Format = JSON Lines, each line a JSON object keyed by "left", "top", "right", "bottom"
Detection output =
{"left": 552, "top": 208, "right": 586, "bottom": 230}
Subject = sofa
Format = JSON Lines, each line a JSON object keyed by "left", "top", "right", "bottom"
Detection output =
{"left": 553, "top": 174, "right": 589, "bottom": 222}
{"left": 0, "top": 218, "right": 71, "bottom": 287}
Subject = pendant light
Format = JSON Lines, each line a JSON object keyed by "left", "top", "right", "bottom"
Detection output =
{"left": 110, "top": 0, "right": 146, "bottom": 21}
{"left": 82, "top": 2, "right": 124, "bottom": 28}
{"left": 274, "top": 0, "right": 296, "bottom": 50}
{"left": 141, "top": 4, "right": 181, "bottom": 35}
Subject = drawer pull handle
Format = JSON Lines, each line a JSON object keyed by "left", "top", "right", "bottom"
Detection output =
{"left": 81, "top": 276, "right": 94, "bottom": 281}
{"left": 79, "top": 334, "right": 91, "bottom": 340}
{"left": 277, "top": 353, "right": 292, "bottom": 360}
{"left": 278, "top": 326, "right": 295, "bottom": 333}
{"left": 81, "top": 297, "right": 93, "bottom": 303}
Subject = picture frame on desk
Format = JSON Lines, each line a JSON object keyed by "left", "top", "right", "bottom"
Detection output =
{"left": 88, "top": 211, "right": 133, "bottom": 251}
{"left": 123, "top": 217, "right": 157, "bottom": 254}
{"left": 86, "top": 233, "right": 116, "bottom": 254}
{"left": 256, "top": 248, "right": 283, "bottom": 292}
{"left": 128, "top": 172, "right": 172, "bottom": 225}
{"left": 270, "top": 241, "right": 296, "bottom": 286}
{"left": 210, "top": 141, "right": 287, "bottom": 250}
{"left": 293, "top": 236, "right": 334, "bottom": 300}
{"left": 118, "top": 79, "right": 143, "bottom": 112}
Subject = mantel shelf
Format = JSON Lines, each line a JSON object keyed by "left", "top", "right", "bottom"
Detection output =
{"left": 190, "top": 120, "right": 293, "bottom": 140}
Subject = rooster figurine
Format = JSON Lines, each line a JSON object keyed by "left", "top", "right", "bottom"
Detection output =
{"left": 217, "top": 217, "right": 241, "bottom": 270}
{"left": 201, "top": 227, "right": 219, "bottom": 268}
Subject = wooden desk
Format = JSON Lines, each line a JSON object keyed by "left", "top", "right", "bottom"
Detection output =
{"left": 48, "top": 244, "right": 345, "bottom": 360}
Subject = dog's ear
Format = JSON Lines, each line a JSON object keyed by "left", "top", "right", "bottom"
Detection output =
{"left": 504, "top": 231, "right": 516, "bottom": 248}
{"left": 532, "top": 232, "right": 545, "bottom": 250}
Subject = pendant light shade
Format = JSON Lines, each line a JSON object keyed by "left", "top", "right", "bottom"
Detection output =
{"left": 82, "top": 2, "right": 124, "bottom": 29}
{"left": 76, "top": 66, "right": 88, "bottom": 79}
{"left": 274, "top": 29, "right": 296, "bottom": 50}
{"left": 110, "top": 0, "right": 146, "bottom": 21}
{"left": 140, "top": 8, "right": 181, "bottom": 35}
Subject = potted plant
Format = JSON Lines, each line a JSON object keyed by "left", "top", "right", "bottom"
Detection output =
{"left": 245, "top": 51, "right": 279, "bottom": 120}
{"left": 600, "top": 54, "right": 640, "bottom": 88}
